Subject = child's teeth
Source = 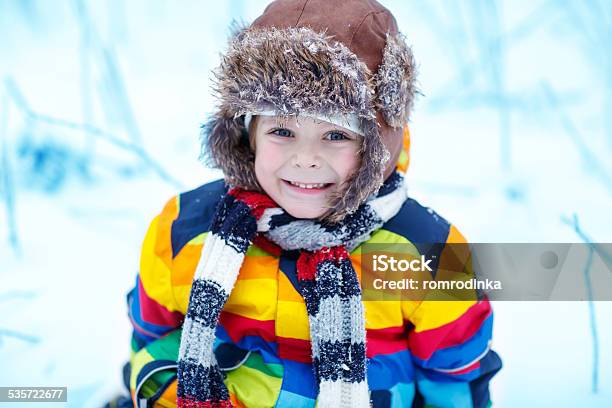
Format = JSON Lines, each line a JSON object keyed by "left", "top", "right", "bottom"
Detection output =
{"left": 290, "top": 181, "right": 326, "bottom": 189}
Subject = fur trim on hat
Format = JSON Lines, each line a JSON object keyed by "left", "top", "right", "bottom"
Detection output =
{"left": 374, "top": 33, "right": 419, "bottom": 128}
{"left": 201, "top": 26, "right": 415, "bottom": 223}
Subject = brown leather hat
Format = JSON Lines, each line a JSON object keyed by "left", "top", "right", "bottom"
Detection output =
{"left": 203, "top": 0, "right": 417, "bottom": 223}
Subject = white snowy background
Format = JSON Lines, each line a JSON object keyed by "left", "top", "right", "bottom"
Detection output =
{"left": 1, "top": 1, "right": 611, "bottom": 407}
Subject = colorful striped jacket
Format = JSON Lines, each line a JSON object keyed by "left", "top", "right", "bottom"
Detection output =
{"left": 126, "top": 177, "right": 502, "bottom": 408}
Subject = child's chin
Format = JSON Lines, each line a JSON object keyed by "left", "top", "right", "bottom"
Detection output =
{"left": 283, "top": 205, "right": 327, "bottom": 220}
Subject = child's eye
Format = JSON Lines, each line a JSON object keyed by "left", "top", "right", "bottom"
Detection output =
{"left": 325, "top": 131, "right": 350, "bottom": 141}
{"left": 270, "top": 128, "right": 293, "bottom": 137}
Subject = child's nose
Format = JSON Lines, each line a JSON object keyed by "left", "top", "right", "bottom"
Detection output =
{"left": 291, "top": 150, "right": 322, "bottom": 169}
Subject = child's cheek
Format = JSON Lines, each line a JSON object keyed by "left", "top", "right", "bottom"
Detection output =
{"left": 255, "top": 141, "right": 286, "bottom": 178}
{"left": 328, "top": 146, "right": 360, "bottom": 181}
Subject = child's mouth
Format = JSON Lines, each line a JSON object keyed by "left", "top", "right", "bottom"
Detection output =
{"left": 281, "top": 179, "right": 334, "bottom": 194}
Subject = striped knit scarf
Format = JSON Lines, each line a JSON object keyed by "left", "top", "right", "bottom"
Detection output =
{"left": 177, "top": 172, "right": 407, "bottom": 408}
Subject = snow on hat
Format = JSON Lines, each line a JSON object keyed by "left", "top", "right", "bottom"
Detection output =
{"left": 202, "top": 0, "right": 417, "bottom": 223}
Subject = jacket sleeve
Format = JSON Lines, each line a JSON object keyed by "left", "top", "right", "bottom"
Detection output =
{"left": 127, "top": 196, "right": 185, "bottom": 408}
{"left": 402, "top": 225, "right": 502, "bottom": 408}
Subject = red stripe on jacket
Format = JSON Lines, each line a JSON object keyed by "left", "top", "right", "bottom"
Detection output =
{"left": 408, "top": 299, "right": 492, "bottom": 360}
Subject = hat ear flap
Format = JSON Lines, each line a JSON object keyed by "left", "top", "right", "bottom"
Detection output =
{"left": 200, "top": 115, "right": 261, "bottom": 190}
{"left": 325, "top": 117, "right": 389, "bottom": 224}
{"left": 374, "top": 32, "right": 419, "bottom": 128}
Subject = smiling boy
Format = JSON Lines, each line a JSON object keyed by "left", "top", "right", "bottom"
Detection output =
{"left": 125, "top": 1, "right": 501, "bottom": 407}
{"left": 249, "top": 114, "right": 362, "bottom": 219}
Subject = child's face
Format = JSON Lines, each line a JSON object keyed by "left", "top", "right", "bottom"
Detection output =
{"left": 252, "top": 115, "right": 361, "bottom": 219}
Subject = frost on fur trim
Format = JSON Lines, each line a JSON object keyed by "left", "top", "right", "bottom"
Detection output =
{"left": 213, "top": 26, "right": 377, "bottom": 122}
{"left": 374, "top": 32, "right": 418, "bottom": 128}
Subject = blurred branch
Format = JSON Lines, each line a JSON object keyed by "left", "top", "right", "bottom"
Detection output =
{"left": 469, "top": 0, "right": 511, "bottom": 172}
{"left": 561, "top": 213, "right": 605, "bottom": 394}
{"left": 561, "top": 213, "right": 612, "bottom": 266}
{"left": 417, "top": 0, "right": 558, "bottom": 174}
{"left": 0, "top": 87, "right": 21, "bottom": 255}
{"left": 576, "top": 0, "right": 612, "bottom": 152}
{"left": 583, "top": 246, "right": 599, "bottom": 394}
{"left": 0, "top": 327, "right": 40, "bottom": 345}
{"left": 72, "top": 0, "right": 142, "bottom": 146}
{"left": 3, "top": 77, "right": 182, "bottom": 188}
{"left": 542, "top": 82, "right": 612, "bottom": 194}
{"left": 0, "top": 290, "right": 37, "bottom": 302}
{"left": 556, "top": 1, "right": 612, "bottom": 152}
{"left": 72, "top": 0, "right": 95, "bottom": 163}
{"left": 424, "top": 0, "right": 561, "bottom": 110}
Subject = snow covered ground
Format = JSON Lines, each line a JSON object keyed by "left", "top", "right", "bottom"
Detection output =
{"left": 1, "top": 1, "right": 611, "bottom": 407}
